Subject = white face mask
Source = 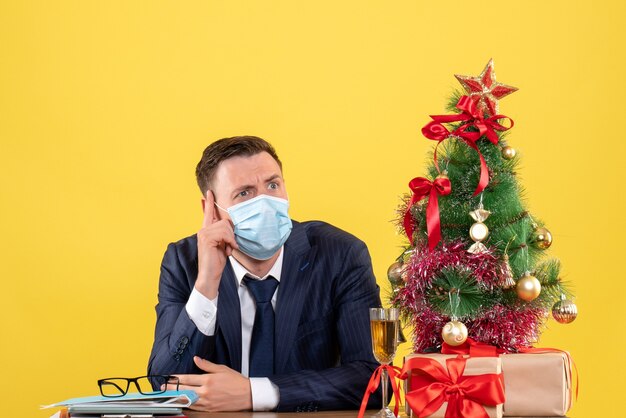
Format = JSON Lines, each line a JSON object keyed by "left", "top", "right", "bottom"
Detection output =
{"left": 216, "top": 194, "right": 293, "bottom": 260}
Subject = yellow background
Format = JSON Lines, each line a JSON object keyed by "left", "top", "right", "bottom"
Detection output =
{"left": 1, "top": 1, "right": 624, "bottom": 417}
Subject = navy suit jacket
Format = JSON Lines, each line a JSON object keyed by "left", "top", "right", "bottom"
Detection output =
{"left": 148, "top": 220, "right": 383, "bottom": 412}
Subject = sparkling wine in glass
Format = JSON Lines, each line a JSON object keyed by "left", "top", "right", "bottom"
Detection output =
{"left": 369, "top": 307, "right": 399, "bottom": 418}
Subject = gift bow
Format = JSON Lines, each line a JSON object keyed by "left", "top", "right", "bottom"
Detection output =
{"left": 403, "top": 175, "right": 452, "bottom": 251}
{"left": 399, "top": 356, "right": 505, "bottom": 418}
{"left": 422, "top": 95, "right": 514, "bottom": 196}
{"left": 357, "top": 364, "right": 402, "bottom": 418}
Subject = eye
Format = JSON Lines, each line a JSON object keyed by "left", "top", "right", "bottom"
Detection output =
{"left": 237, "top": 190, "right": 250, "bottom": 198}
{"left": 268, "top": 182, "right": 279, "bottom": 190}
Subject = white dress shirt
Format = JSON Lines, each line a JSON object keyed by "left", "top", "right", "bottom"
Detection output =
{"left": 185, "top": 249, "right": 283, "bottom": 411}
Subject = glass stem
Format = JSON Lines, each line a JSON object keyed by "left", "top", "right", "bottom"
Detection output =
{"left": 381, "top": 367, "right": 388, "bottom": 410}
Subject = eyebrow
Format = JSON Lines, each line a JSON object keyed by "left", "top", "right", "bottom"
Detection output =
{"left": 231, "top": 174, "right": 283, "bottom": 197}
{"left": 265, "top": 174, "right": 282, "bottom": 183}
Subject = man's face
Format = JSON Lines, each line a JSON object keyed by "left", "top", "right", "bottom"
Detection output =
{"left": 207, "top": 151, "right": 287, "bottom": 221}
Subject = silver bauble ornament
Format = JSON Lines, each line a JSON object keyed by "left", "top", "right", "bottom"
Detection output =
{"left": 552, "top": 295, "right": 578, "bottom": 324}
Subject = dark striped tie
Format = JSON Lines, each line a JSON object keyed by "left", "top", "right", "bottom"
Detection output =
{"left": 243, "top": 275, "right": 279, "bottom": 377}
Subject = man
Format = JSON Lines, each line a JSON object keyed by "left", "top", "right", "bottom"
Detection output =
{"left": 148, "top": 136, "right": 383, "bottom": 412}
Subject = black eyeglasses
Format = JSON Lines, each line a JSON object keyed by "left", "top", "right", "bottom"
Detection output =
{"left": 97, "top": 375, "right": 180, "bottom": 398}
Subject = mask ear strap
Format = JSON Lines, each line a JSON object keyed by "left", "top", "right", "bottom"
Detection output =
{"left": 214, "top": 202, "right": 228, "bottom": 213}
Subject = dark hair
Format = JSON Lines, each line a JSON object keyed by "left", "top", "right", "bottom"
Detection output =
{"left": 195, "top": 135, "right": 282, "bottom": 195}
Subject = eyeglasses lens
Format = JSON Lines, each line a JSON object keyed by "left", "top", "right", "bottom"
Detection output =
{"left": 100, "top": 379, "right": 129, "bottom": 397}
{"left": 138, "top": 376, "right": 172, "bottom": 394}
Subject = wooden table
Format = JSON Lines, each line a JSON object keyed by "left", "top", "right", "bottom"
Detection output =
{"left": 186, "top": 412, "right": 396, "bottom": 418}
{"left": 185, "top": 412, "right": 567, "bottom": 418}
{"left": 51, "top": 409, "right": 569, "bottom": 417}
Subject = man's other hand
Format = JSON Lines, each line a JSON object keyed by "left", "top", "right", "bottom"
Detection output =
{"left": 166, "top": 356, "right": 253, "bottom": 412}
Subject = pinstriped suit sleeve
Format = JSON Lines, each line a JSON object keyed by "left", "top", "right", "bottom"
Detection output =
{"left": 271, "top": 237, "right": 384, "bottom": 411}
{"left": 148, "top": 242, "right": 213, "bottom": 380}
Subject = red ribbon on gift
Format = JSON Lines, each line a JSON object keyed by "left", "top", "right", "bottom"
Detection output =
{"left": 399, "top": 356, "right": 505, "bottom": 418}
{"left": 422, "top": 96, "right": 514, "bottom": 196}
{"left": 441, "top": 338, "right": 505, "bottom": 358}
{"left": 357, "top": 364, "right": 403, "bottom": 418}
{"left": 440, "top": 341, "right": 578, "bottom": 407}
{"left": 403, "top": 175, "right": 452, "bottom": 251}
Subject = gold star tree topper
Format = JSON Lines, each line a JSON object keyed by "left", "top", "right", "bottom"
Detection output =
{"left": 455, "top": 59, "right": 518, "bottom": 117}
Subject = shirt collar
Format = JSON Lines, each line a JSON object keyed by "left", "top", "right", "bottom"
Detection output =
{"left": 229, "top": 247, "right": 284, "bottom": 286}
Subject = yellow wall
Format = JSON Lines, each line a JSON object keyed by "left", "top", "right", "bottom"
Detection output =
{"left": 1, "top": 1, "right": 623, "bottom": 416}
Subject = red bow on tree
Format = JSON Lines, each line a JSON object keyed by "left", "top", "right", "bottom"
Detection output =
{"left": 400, "top": 356, "right": 505, "bottom": 418}
{"left": 403, "top": 175, "right": 452, "bottom": 251}
{"left": 422, "top": 96, "right": 514, "bottom": 196}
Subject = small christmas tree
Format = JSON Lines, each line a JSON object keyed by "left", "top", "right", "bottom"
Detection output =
{"left": 391, "top": 59, "right": 578, "bottom": 353}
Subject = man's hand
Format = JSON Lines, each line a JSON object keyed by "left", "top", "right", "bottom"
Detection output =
{"left": 167, "top": 356, "right": 253, "bottom": 412}
{"left": 195, "top": 191, "right": 238, "bottom": 299}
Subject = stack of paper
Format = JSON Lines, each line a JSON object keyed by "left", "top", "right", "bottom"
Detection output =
{"left": 42, "top": 390, "right": 198, "bottom": 417}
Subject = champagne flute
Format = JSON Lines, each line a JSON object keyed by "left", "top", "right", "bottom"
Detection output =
{"left": 369, "top": 307, "right": 399, "bottom": 418}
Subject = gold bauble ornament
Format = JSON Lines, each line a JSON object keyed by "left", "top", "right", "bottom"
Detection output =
{"left": 516, "top": 272, "right": 541, "bottom": 302}
{"left": 552, "top": 295, "right": 578, "bottom": 324}
{"left": 441, "top": 320, "right": 468, "bottom": 346}
{"left": 387, "top": 261, "right": 404, "bottom": 285}
{"left": 531, "top": 225, "right": 553, "bottom": 249}
{"left": 502, "top": 145, "right": 517, "bottom": 160}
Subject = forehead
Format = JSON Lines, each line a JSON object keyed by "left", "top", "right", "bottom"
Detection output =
{"left": 213, "top": 152, "right": 282, "bottom": 189}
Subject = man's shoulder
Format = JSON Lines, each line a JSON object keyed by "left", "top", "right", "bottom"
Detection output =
{"left": 164, "top": 233, "right": 198, "bottom": 261}
{"left": 295, "top": 220, "right": 365, "bottom": 247}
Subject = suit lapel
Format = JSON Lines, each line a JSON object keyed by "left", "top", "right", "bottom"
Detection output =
{"left": 216, "top": 263, "right": 243, "bottom": 372}
{"left": 275, "top": 221, "right": 316, "bottom": 373}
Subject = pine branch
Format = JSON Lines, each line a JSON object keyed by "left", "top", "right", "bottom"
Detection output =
{"left": 445, "top": 90, "right": 464, "bottom": 113}
{"left": 427, "top": 266, "right": 495, "bottom": 318}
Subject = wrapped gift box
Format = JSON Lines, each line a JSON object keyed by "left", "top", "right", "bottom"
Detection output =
{"left": 403, "top": 351, "right": 574, "bottom": 417}
{"left": 501, "top": 352, "right": 573, "bottom": 417}
{"left": 403, "top": 353, "right": 504, "bottom": 418}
